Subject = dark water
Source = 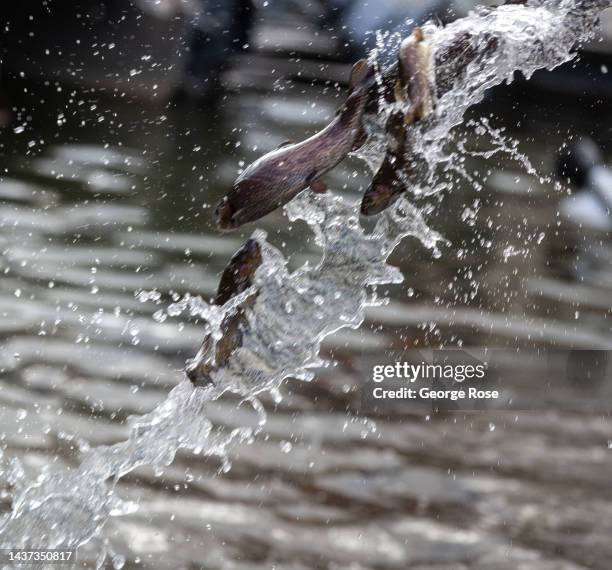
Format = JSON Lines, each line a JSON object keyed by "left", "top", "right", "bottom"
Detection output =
{"left": 1, "top": 40, "right": 612, "bottom": 569}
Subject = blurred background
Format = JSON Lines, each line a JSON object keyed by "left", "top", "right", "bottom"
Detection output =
{"left": 1, "top": 0, "right": 612, "bottom": 568}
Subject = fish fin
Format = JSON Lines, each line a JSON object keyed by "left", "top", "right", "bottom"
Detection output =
{"left": 277, "top": 140, "right": 294, "bottom": 149}
{"left": 352, "top": 126, "right": 368, "bottom": 151}
{"left": 310, "top": 178, "right": 327, "bottom": 194}
{"left": 349, "top": 58, "right": 371, "bottom": 93}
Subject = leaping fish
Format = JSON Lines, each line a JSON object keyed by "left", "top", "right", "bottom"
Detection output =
{"left": 361, "top": 25, "right": 510, "bottom": 214}
{"left": 186, "top": 238, "right": 262, "bottom": 387}
{"left": 215, "top": 59, "right": 374, "bottom": 230}
{"left": 214, "top": 2, "right": 532, "bottom": 228}
{"left": 215, "top": 28, "right": 435, "bottom": 228}
{"left": 360, "top": 27, "right": 433, "bottom": 215}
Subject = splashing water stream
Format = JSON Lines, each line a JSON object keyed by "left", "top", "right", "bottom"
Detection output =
{"left": 0, "top": 0, "right": 609, "bottom": 563}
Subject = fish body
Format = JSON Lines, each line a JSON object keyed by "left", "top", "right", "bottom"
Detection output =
{"left": 215, "top": 60, "right": 373, "bottom": 230}
{"left": 214, "top": 238, "right": 263, "bottom": 304}
{"left": 361, "top": 27, "right": 433, "bottom": 215}
{"left": 214, "top": 6, "right": 529, "bottom": 225}
{"left": 398, "top": 27, "right": 433, "bottom": 122}
{"left": 215, "top": 28, "right": 436, "bottom": 228}
{"left": 186, "top": 238, "right": 262, "bottom": 387}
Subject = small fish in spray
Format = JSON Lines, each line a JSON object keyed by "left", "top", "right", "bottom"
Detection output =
{"left": 186, "top": 238, "right": 262, "bottom": 387}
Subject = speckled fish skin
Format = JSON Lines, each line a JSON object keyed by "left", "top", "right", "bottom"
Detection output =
{"left": 360, "top": 111, "right": 413, "bottom": 215}
{"left": 186, "top": 239, "right": 262, "bottom": 387}
{"left": 215, "top": 61, "right": 373, "bottom": 231}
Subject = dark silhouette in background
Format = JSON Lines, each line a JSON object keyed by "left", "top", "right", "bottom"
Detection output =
{"left": 173, "top": 0, "right": 255, "bottom": 104}
{"left": 1, "top": 1, "right": 611, "bottom": 119}
{"left": 0, "top": 0, "right": 447, "bottom": 109}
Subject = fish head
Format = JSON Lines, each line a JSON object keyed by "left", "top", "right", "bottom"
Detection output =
{"left": 215, "top": 149, "right": 300, "bottom": 230}
{"left": 216, "top": 175, "right": 271, "bottom": 231}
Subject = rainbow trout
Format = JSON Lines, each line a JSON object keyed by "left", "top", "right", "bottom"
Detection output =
{"left": 361, "top": 27, "right": 433, "bottom": 215}
{"left": 215, "top": 59, "right": 374, "bottom": 230}
{"left": 215, "top": 16, "right": 512, "bottom": 227}
{"left": 186, "top": 238, "right": 262, "bottom": 387}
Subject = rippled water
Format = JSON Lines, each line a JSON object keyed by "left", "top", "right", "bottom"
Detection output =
{"left": 1, "top": 1, "right": 612, "bottom": 568}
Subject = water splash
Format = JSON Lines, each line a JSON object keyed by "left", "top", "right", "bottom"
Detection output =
{"left": 360, "top": 0, "right": 609, "bottom": 195}
{"left": 0, "top": 0, "right": 608, "bottom": 563}
{"left": 0, "top": 191, "right": 441, "bottom": 559}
